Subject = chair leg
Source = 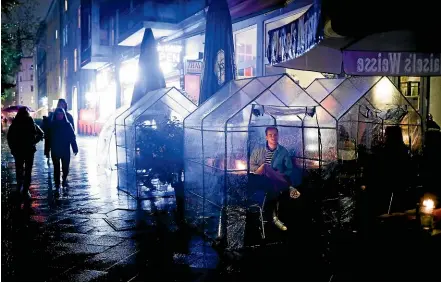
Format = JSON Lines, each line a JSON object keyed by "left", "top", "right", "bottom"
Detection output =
{"left": 388, "top": 192, "right": 394, "bottom": 215}
{"left": 259, "top": 207, "right": 266, "bottom": 239}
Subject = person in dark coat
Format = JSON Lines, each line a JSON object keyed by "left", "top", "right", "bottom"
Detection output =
{"left": 47, "top": 99, "right": 75, "bottom": 131}
{"left": 7, "top": 107, "right": 44, "bottom": 199}
{"left": 45, "top": 107, "right": 78, "bottom": 188}
{"left": 366, "top": 126, "right": 412, "bottom": 216}
{"left": 423, "top": 114, "right": 441, "bottom": 203}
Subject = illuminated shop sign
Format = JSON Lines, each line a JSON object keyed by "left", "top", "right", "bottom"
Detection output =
{"left": 157, "top": 44, "right": 183, "bottom": 75}
{"left": 186, "top": 60, "right": 203, "bottom": 74}
{"left": 157, "top": 44, "right": 182, "bottom": 65}
{"left": 343, "top": 51, "right": 441, "bottom": 76}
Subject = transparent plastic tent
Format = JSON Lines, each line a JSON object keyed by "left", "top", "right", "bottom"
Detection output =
{"left": 115, "top": 87, "right": 197, "bottom": 199}
{"left": 307, "top": 76, "right": 422, "bottom": 155}
{"left": 97, "top": 106, "right": 129, "bottom": 183}
{"left": 183, "top": 74, "right": 422, "bottom": 249}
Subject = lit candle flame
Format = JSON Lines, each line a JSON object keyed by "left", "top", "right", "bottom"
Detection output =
{"left": 422, "top": 198, "right": 435, "bottom": 214}
{"left": 235, "top": 160, "right": 247, "bottom": 170}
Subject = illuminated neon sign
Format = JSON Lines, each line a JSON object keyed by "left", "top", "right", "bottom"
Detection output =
{"left": 157, "top": 44, "right": 182, "bottom": 65}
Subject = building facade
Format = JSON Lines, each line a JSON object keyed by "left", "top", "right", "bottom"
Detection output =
{"left": 16, "top": 57, "right": 37, "bottom": 110}
{"left": 35, "top": 22, "right": 47, "bottom": 112}
{"left": 34, "top": 0, "right": 441, "bottom": 134}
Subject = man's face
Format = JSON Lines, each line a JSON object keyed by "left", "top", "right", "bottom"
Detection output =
{"left": 266, "top": 128, "right": 279, "bottom": 147}
{"left": 56, "top": 112, "right": 65, "bottom": 121}
{"left": 57, "top": 101, "right": 67, "bottom": 110}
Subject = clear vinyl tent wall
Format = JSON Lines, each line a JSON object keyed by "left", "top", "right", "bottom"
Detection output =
{"left": 183, "top": 74, "right": 339, "bottom": 249}
{"left": 115, "top": 87, "right": 197, "bottom": 200}
{"left": 307, "top": 76, "right": 423, "bottom": 158}
{"left": 96, "top": 105, "right": 130, "bottom": 188}
{"left": 184, "top": 74, "right": 422, "bottom": 250}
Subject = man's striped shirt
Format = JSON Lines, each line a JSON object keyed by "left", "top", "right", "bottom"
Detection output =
{"left": 265, "top": 144, "right": 276, "bottom": 165}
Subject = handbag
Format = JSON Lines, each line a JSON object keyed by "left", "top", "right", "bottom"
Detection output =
{"left": 33, "top": 123, "right": 44, "bottom": 145}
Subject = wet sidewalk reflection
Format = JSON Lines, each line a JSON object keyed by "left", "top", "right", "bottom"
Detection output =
{"left": 1, "top": 136, "right": 224, "bottom": 282}
{"left": 2, "top": 135, "right": 332, "bottom": 282}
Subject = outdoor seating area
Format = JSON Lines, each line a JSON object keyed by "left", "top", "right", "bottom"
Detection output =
{"left": 99, "top": 73, "right": 425, "bottom": 252}
{"left": 183, "top": 74, "right": 423, "bottom": 250}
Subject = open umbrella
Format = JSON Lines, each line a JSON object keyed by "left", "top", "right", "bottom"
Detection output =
{"left": 130, "top": 28, "right": 166, "bottom": 106}
{"left": 199, "top": 0, "right": 236, "bottom": 104}
{"left": 2, "top": 105, "right": 34, "bottom": 113}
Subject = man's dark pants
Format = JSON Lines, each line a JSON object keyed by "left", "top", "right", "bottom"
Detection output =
{"left": 14, "top": 154, "right": 35, "bottom": 193}
{"left": 248, "top": 173, "right": 289, "bottom": 220}
{"left": 52, "top": 155, "right": 70, "bottom": 186}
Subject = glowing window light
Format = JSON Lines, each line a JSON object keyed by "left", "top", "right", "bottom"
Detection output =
{"left": 96, "top": 69, "right": 110, "bottom": 90}
{"left": 41, "top": 96, "right": 48, "bottom": 107}
{"left": 373, "top": 78, "right": 394, "bottom": 105}
{"left": 85, "top": 92, "right": 96, "bottom": 106}
{"left": 119, "top": 60, "right": 138, "bottom": 84}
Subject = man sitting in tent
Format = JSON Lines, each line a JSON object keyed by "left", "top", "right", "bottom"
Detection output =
{"left": 249, "top": 126, "right": 302, "bottom": 231}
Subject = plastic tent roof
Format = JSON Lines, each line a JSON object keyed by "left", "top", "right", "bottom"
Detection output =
{"left": 305, "top": 78, "right": 346, "bottom": 103}
{"left": 318, "top": 76, "right": 417, "bottom": 121}
{"left": 184, "top": 74, "right": 324, "bottom": 130}
{"left": 116, "top": 87, "right": 197, "bottom": 127}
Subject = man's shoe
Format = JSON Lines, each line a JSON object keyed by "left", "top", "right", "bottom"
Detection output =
{"left": 54, "top": 187, "right": 60, "bottom": 198}
{"left": 22, "top": 190, "right": 32, "bottom": 200}
{"left": 273, "top": 217, "right": 287, "bottom": 231}
{"left": 62, "top": 180, "right": 68, "bottom": 188}
{"left": 289, "top": 186, "right": 301, "bottom": 199}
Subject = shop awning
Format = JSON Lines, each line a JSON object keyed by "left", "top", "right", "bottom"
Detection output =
{"left": 266, "top": 0, "right": 352, "bottom": 74}
{"left": 269, "top": 29, "right": 441, "bottom": 76}
{"left": 227, "top": 0, "right": 286, "bottom": 20}
{"left": 267, "top": 0, "right": 441, "bottom": 75}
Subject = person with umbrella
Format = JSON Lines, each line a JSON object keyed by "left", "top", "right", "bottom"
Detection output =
{"left": 6, "top": 107, "right": 44, "bottom": 199}
{"left": 45, "top": 107, "right": 78, "bottom": 190}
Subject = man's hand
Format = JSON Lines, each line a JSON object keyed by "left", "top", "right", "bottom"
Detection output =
{"left": 255, "top": 164, "right": 266, "bottom": 175}
{"left": 289, "top": 187, "right": 301, "bottom": 199}
{"left": 74, "top": 151, "right": 78, "bottom": 156}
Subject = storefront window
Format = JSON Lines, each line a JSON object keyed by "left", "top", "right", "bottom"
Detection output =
{"left": 183, "top": 34, "right": 205, "bottom": 104}
{"left": 119, "top": 57, "right": 138, "bottom": 106}
{"left": 158, "top": 43, "right": 183, "bottom": 89}
{"left": 96, "top": 66, "right": 117, "bottom": 122}
{"left": 400, "top": 76, "right": 420, "bottom": 111}
{"left": 234, "top": 26, "right": 257, "bottom": 79}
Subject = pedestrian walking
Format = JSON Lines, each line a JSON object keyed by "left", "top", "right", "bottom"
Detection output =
{"left": 6, "top": 107, "right": 44, "bottom": 199}
{"left": 45, "top": 107, "right": 78, "bottom": 190}
{"left": 48, "top": 99, "right": 75, "bottom": 131}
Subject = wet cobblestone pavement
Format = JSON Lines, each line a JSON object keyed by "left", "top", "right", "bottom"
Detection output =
{"left": 4, "top": 135, "right": 440, "bottom": 281}
{"left": 1, "top": 136, "right": 228, "bottom": 282}
{"left": 1, "top": 135, "right": 334, "bottom": 282}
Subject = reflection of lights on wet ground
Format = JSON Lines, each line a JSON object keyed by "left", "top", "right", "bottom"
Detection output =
{"left": 79, "top": 136, "right": 118, "bottom": 199}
